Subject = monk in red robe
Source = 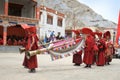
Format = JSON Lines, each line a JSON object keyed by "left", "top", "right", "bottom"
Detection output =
{"left": 7, "top": 38, "right": 12, "bottom": 45}
{"left": 22, "top": 27, "right": 39, "bottom": 73}
{"left": 72, "top": 30, "right": 82, "bottom": 66}
{"left": 13, "top": 39, "right": 18, "bottom": 45}
{"left": 83, "top": 34, "right": 95, "bottom": 68}
{"left": 104, "top": 31, "right": 114, "bottom": 65}
{"left": 90, "top": 32, "right": 98, "bottom": 65}
{"left": 0, "top": 38, "right": 3, "bottom": 45}
{"left": 95, "top": 32, "right": 106, "bottom": 66}
{"left": 82, "top": 28, "right": 94, "bottom": 68}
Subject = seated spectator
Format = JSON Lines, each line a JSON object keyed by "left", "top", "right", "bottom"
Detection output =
{"left": 44, "top": 35, "right": 49, "bottom": 43}
{"left": 18, "top": 40, "right": 22, "bottom": 45}
{"left": 0, "top": 38, "right": 3, "bottom": 45}
{"left": 21, "top": 39, "right": 27, "bottom": 47}
{"left": 13, "top": 39, "right": 18, "bottom": 45}
{"left": 56, "top": 32, "right": 61, "bottom": 40}
{"left": 7, "top": 38, "right": 12, "bottom": 45}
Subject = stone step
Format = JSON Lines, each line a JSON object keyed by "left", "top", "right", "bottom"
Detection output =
{"left": 0, "top": 46, "right": 22, "bottom": 53}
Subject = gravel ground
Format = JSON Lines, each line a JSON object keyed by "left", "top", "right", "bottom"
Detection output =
{"left": 0, "top": 53, "right": 120, "bottom": 80}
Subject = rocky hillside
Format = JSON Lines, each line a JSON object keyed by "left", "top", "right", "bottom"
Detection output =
{"left": 37, "top": 0, "right": 117, "bottom": 29}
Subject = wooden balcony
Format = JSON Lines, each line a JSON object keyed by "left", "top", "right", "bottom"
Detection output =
{"left": 0, "top": 15, "right": 39, "bottom": 25}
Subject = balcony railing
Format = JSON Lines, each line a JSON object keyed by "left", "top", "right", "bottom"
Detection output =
{"left": 0, "top": 15, "right": 38, "bottom": 25}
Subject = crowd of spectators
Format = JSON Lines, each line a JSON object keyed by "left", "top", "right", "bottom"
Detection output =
{"left": 0, "top": 35, "right": 26, "bottom": 46}
{"left": 0, "top": 32, "right": 66, "bottom": 46}
{"left": 43, "top": 32, "right": 64, "bottom": 43}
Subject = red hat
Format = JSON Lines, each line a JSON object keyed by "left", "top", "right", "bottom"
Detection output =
{"left": 81, "top": 28, "right": 93, "bottom": 34}
{"left": 94, "top": 32, "right": 102, "bottom": 37}
{"left": 98, "top": 32, "right": 102, "bottom": 37}
{"left": 26, "top": 27, "right": 36, "bottom": 34}
{"left": 103, "top": 31, "right": 111, "bottom": 38}
{"left": 72, "top": 30, "right": 80, "bottom": 35}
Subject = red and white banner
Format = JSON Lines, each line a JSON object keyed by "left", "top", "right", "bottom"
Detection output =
{"left": 116, "top": 11, "right": 120, "bottom": 45}
{"left": 49, "top": 38, "right": 84, "bottom": 61}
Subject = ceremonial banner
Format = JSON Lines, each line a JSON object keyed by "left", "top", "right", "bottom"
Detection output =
{"left": 116, "top": 11, "right": 120, "bottom": 45}
{"left": 49, "top": 38, "right": 84, "bottom": 61}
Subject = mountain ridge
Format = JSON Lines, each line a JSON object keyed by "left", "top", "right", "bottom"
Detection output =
{"left": 37, "top": 0, "right": 117, "bottom": 29}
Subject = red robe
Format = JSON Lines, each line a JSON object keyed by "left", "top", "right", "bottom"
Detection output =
{"left": 13, "top": 40, "right": 18, "bottom": 45}
{"left": 23, "top": 55, "right": 29, "bottom": 67}
{"left": 73, "top": 37, "right": 82, "bottom": 64}
{"left": 92, "top": 42, "right": 99, "bottom": 64}
{"left": 105, "top": 41, "right": 114, "bottom": 63}
{"left": 7, "top": 39, "right": 12, "bottom": 45}
{"left": 73, "top": 50, "right": 82, "bottom": 64}
{"left": 83, "top": 35, "right": 94, "bottom": 65}
{"left": 96, "top": 39, "right": 106, "bottom": 66}
{"left": 23, "top": 34, "right": 39, "bottom": 69}
{"left": 0, "top": 38, "right": 3, "bottom": 45}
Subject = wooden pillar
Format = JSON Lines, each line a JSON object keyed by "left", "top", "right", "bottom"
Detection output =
{"left": 3, "top": 25, "right": 7, "bottom": 46}
{"left": 4, "top": 0, "right": 9, "bottom": 15}
{"left": 36, "top": 6, "right": 40, "bottom": 19}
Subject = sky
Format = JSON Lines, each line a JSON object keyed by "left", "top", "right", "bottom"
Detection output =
{"left": 78, "top": 0, "right": 120, "bottom": 23}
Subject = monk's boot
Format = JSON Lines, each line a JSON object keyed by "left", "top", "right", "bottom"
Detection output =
{"left": 74, "top": 63, "right": 80, "bottom": 66}
{"left": 29, "top": 68, "right": 36, "bottom": 73}
{"left": 88, "top": 65, "right": 91, "bottom": 68}
{"left": 84, "top": 65, "right": 88, "bottom": 68}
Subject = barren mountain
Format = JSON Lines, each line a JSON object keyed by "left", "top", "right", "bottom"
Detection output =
{"left": 37, "top": 0, "right": 117, "bottom": 29}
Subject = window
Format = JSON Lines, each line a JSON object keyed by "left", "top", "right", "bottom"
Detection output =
{"left": 8, "top": 3, "right": 23, "bottom": 17}
{"left": 39, "top": 12, "right": 42, "bottom": 20}
{"left": 57, "top": 18, "right": 63, "bottom": 27}
{"left": 47, "top": 14, "right": 53, "bottom": 25}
